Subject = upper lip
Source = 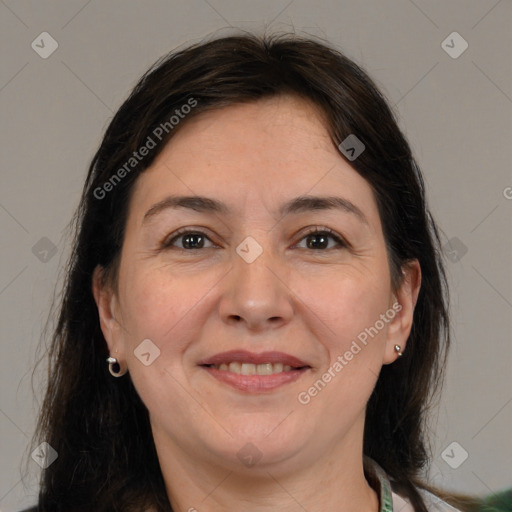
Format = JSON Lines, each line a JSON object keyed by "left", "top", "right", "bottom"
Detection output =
{"left": 198, "top": 350, "right": 310, "bottom": 368}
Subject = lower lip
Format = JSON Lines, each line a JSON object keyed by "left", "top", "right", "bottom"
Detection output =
{"left": 201, "top": 366, "right": 309, "bottom": 393}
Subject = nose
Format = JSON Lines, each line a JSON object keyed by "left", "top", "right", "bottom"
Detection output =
{"left": 218, "top": 241, "right": 294, "bottom": 332}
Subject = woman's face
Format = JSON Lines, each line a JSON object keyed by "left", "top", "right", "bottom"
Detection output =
{"left": 94, "top": 94, "right": 420, "bottom": 475}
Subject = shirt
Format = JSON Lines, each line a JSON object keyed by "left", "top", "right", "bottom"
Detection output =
{"left": 365, "top": 457, "right": 462, "bottom": 512}
{"left": 20, "top": 460, "right": 462, "bottom": 512}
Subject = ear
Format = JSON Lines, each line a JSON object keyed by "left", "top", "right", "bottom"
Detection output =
{"left": 382, "top": 259, "right": 422, "bottom": 364}
{"left": 92, "top": 265, "right": 126, "bottom": 359}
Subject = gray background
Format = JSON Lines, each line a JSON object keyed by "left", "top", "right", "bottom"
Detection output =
{"left": 1, "top": 1, "right": 511, "bottom": 510}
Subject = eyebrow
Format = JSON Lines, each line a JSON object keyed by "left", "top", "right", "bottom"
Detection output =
{"left": 143, "top": 194, "right": 369, "bottom": 226}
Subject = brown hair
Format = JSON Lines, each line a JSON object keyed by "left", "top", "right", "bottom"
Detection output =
{"left": 31, "top": 33, "right": 451, "bottom": 511}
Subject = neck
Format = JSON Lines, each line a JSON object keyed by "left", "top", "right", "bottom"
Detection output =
{"left": 153, "top": 422, "right": 380, "bottom": 512}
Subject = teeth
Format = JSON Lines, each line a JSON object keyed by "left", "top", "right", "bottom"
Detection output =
{"left": 241, "top": 363, "right": 255, "bottom": 375}
{"left": 256, "top": 363, "right": 273, "bottom": 375}
{"left": 228, "top": 362, "right": 241, "bottom": 373}
{"left": 213, "top": 362, "right": 296, "bottom": 375}
{"left": 273, "top": 363, "right": 284, "bottom": 373}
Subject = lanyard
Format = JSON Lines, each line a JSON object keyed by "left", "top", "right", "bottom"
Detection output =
{"left": 364, "top": 457, "right": 395, "bottom": 512}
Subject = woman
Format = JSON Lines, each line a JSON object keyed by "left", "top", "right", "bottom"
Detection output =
{"left": 26, "top": 33, "right": 462, "bottom": 511}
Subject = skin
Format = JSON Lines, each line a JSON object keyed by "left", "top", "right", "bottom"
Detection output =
{"left": 93, "top": 94, "right": 421, "bottom": 512}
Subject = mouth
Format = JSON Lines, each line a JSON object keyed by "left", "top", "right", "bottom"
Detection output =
{"left": 198, "top": 350, "right": 311, "bottom": 393}
{"left": 204, "top": 362, "right": 299, "bottom": 375}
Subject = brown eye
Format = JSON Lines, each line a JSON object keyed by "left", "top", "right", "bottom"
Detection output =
{"left": 296, "top": 228, "right": 346, "bottom": 250}
{"left": 164, "top": 230, "right": 215, "bottom": 250}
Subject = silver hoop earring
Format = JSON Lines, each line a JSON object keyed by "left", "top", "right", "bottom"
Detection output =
{"left": 106, "top": 356, "right": 127, "bottom": 377}
{"left": 394, "top": 345, "right": 403, "bottom": 357}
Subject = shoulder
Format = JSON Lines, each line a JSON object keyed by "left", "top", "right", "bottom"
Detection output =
{"left": 392, "top": 488, "right": 463, "bottom": 512}
{"left": 363, "top": 457, "right": 462, "bottom": 512}
{"left": 419, "top": 489, "right": 463, "bottom": 512}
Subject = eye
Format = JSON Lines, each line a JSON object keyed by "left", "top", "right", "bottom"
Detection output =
{"left": 162, "top": 227, "right": 347, "bottom": 251}
{"left": 163, "top": 229, "right": 216, "bottom": 250}
{"left": 295, "top": 227, "right": 347, "bottom": 250}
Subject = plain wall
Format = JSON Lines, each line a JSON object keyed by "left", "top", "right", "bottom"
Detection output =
{"left": 0, "top": 1, "right": 511, "bottom": 510}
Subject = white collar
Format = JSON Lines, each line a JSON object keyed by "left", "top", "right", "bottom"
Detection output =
{"left": 364, "top": 457, "right": 461, "bottom": 512}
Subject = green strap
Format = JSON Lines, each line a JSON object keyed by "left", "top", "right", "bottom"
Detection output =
{"left": 364, "top": 457, "right": 395, "bottom": 512}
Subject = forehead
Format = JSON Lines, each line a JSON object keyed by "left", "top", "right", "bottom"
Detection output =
{"left": 128, "top": 95, "right": 381, "bottom": 231}
{"left": 167, "top": 94, "right": 331, "bottom": 156}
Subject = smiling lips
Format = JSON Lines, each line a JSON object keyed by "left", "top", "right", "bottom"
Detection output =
{"left": 198, "top": 350, "right": 311, "bottom": 393}
{"left": 213, "top": 361, "right": 293, "bottom": 375}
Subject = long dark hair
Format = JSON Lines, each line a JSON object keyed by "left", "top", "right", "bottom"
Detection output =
{"left": 30, "top": 33, "right": 451, "bottom": 511}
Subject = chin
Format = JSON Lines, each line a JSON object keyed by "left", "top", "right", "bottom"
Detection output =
{"left": 203, "top": 419, "right": 310, "bottom": 470}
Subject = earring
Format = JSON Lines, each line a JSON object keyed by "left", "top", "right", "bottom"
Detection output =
{"left": 106, "top": 356, "right": 127, "bottom": 377}
{"left": 394, "top": 345, "right": 403, "bottom": 357}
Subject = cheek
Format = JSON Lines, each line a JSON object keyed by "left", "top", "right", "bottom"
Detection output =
{"left": 118, "top": 269, "right": 212, "bottom": 427}
{"left": 295, "top": 265, "right": 390, "bottom": 351}
{"left": 119, "top": 266, "right": 218, "bottom": 349}
{"left": 296, "top": 266, "right": 391, "bottom": 415}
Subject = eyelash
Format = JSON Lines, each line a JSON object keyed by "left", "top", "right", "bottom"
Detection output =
{"left": 162, "top": 226, "right": 348, "bottom": 251}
